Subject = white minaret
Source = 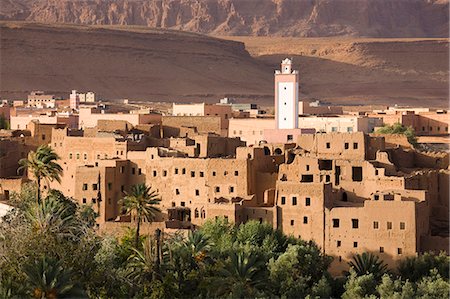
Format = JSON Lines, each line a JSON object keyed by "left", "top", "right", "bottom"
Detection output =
{"left": 274, "top": 58, "right": 299, "bottom": 129}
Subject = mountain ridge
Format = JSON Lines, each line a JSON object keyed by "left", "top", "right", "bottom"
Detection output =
{"left": 1, "top": 0, "right": 448, "bottom": 37}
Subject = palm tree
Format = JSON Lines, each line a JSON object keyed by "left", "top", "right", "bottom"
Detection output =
{"left": 182, "top": 231, "right": 211, "bottom": 264}
{"left": 217, "top": 251, "right": 268, "bottom": 297}
{"left": 23, "top": 256, "right": 85, "bottom": 298}
{"left": 120, "top": 183, "right": 161, "bottom": 248}
{"left": 348, "top": 252, "right": 388, "bottom": 280}
{"left": 127, "top": 239, "right": 156, "bottom": 285}
{"left": 18, "top": 145, "right": 62, "bottom": 204}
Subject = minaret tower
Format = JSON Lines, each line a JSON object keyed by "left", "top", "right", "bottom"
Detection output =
{"left": 274, "top": 58, "right": 299, "bottom": 129}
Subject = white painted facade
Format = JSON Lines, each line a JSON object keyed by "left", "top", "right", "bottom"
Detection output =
{"left": 276, "top": 81, "right": 298, "bottom": 129}
{"left": 275, "top": 58, "right": 299, "bottom": 130}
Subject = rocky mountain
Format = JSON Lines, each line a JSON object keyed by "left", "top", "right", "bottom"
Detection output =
{"left": 0, "top": 0, "right": 448, "bottom": 37}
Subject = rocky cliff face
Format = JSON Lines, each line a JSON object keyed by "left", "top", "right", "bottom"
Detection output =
{"left": 1, "top": 0, "right": 448, "bottom": 37}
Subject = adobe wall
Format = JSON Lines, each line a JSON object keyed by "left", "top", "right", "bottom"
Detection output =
{"left": 0, "top": 177, "right": 25, "bottom": 201}
{"left": 326, "top": 199, "right": 419, "bottom": 275}
{"left": 162, "top": 116, "right": 222, "bottom": 137}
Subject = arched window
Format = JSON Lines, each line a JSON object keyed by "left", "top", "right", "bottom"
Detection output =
{"left": 194, "top": 208, "right": 199, "bottom": 218}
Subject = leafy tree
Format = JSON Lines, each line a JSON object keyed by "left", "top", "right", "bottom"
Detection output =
{"left": 415, "top": 269, "right": 450, "bottom": 299}
{"left": 120, "top": 183, "right": 161, "bottom": 248}
{"left": 342, "top": 269, "right": 378, "bottom": 299}
{"left": 376, "top": 122, "right": 418, "bottom": 147}
{"left": 18, "top": 145, "right": 62, "bottom": 204}
{"left": 376, "top": 274, "right": 415, "bottom": 299}
{"left": 268, "top": 243, "right": 332, "bottom": 298}
{"left": 398, "top": 251, "right": 449, "bottom": 282}
{"left": 23, "top": 256, "right": 86, "bottom": 298}
{"left": 200, "top": 216, "right": 236, "bottom": 256}
{"left": 348, "top": 252, "right": 388, "bottom": 281}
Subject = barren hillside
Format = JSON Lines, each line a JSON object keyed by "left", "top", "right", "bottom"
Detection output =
{"left": 0, "top": 0, "right": 448, "bottom": 38}
{"left": 0, "top": 22, "right": 448, "bottom": 107}
{"left": 0, "top": 22, "right": 273, "bottom": 101}
{"left": 224, "top": 36, "right": 449, "bottom": 107}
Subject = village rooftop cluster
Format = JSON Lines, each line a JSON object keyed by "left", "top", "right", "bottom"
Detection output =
{"left": 0, "top": 59, "right": 448, "bottom": 274}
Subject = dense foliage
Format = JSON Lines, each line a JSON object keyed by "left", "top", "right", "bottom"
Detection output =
{"left": 1, "top": 188, "right": 448, "bottom": 298}
{"left": 376, "top": 122, "right": 418, "bottom": 147}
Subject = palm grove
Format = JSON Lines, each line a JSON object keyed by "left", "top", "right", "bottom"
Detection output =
{"left": 0, "top": 145, "right": 448, "bottom": 298}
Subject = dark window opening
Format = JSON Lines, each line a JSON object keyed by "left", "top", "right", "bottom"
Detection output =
{"left": 318, "top": 159, "right": 332, "bottom": 170}
{"left": 281, "top": 196, "right": 286, "bottom": 205}
{"left": 353, "top": 143, "right": 358, "bottom": 149}
{"left": 353, "top": 242, "right": 358, "bottom": 248}
{"left": 303, "top": 216, "right": 308, "bottom": 224}
{"left": 333, "top": 219, "right": 340, "bottom": 227}
{"left": 352, "top": 167, "right": 363, "bottom": 182}
{"left": 290, "top": 220, "right": 294, "bottom": 226}
{"left": 301, "top": 175, "right": 314, "bottom": 183}
{"left": 292, "top": 197, "right": 297, "bottom": 205}
{"left": 326, "top": 142, "right": 331, "bottom": 149}
{"left": 305, "top": 197, "right": 311, "bottom": 206}
{"left": 352, "top": 219, "right": 359, "bottom": 229}
{"left": 344, "top": 142, "right": 349, "bottom": 149}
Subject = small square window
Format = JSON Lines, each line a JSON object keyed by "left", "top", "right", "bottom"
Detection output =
{"left": 191, "top": 171, "right": 195, "bottom": 177}
{"left": 92, "top": 198, "right": 96, "bottom": 204}
{"left": 306, "top": 165, "right": 310, "bottom": 171}
{"left": 215, "top": 186, "right": 220, "bottom": 193}
{"left": 92, "top": 184, "right": 98, "bottom": 191}
{"left": 138, "top": 168, "right": 142, "bottom": 175}
{"left": 82, "top": 198, "right": 86, "bottom": 204}
{"left": 121, "top": 185, "right": 124, "bottom": 192}
{"left": 175, "top": 189, "right": 180, "bottom": 195}
{"left": 380, "top": 247, "right": 384, "bottom": 253}
{"left": 303, "top": 216, "right": 308, "bottom": 224}
{"left": 69, "top": 153, "right": 73, "bottom": 159}
{"left": 387, "top": 222, "right": 392, "bottom": 230}
{"left": 229, "top": 186, "right": 234, "bottom": 193}
{"left": 353, "top": 143, "right": 358, "bottom": 149}
{"left": 352, "top": 219, "right": 359, "bottom": 229}
{"left": 290, "top": 220, "right": 294, "bottom": 226}
{"left": 374, "top": 195, "right": 379, "bottom": 201}
{"left": 287, "top": 134, "right": 293, "bottom": 141}
{"left": 153, "top": 170, "right": 157, "bottom": 177}
{"left": 353, "top": 242, "right": 358, "bottom": 248}
{"left": 175, "top": 168, "right": 179, "bottom": 174}
{"left": 344, "top": 142, "right": 349, "bottom": 149}
{"left": 182, "top": 168, "right": 186, "bottom": 175}
{"left": 200, "top": 171, "right": 204, "bottom": 177}
{"left": 326, "top": 142, "right": 331, "bottom": 149}
{"left": 195, "top": 189, "right": 200, "bottom": 196}
{"left": 108, "top": 183, "right": 112, "bottom": 190}
{"left": 292, "top": 197, "right": 297, "bottom": 205}
{"left": 82, "top": 184, "right": 88, "bottom": 191}
{"left": 398, "top": 248, "right": 403, "bottom": 255}
{"left": 132, "top": 168, "right": 136, "bottom": 175}
{"left": 337, "top": 240, "right": 341, "bottom": 247}
{"left": 373, "top": 221, "right": 379, "bottom": 229}
{"left": 234, "top": 171, "right": 239, "bottom": 176}
{"left": 333, "top": 219, "right": 340, "bottom": 228}
{"left": 400, "top": 222, "right": 405, "bottom": 230}
{"left": 281, "top": 196, "right": 286, "bottom": 205}
{"left": 212, "top": 171, "right": 216, "bottom": 176}
{"left": 180, "top": 201, "right": 185, "bottom": 207}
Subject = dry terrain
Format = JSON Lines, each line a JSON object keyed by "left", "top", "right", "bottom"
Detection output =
{"left": 223, "top": 36, "right": 450, "bottom": 107}
{"left": 0, "top": 22, "right": 448, "bottom": 107}
{"left": 0, "top": 22, "right": 273, "bottom": 102}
